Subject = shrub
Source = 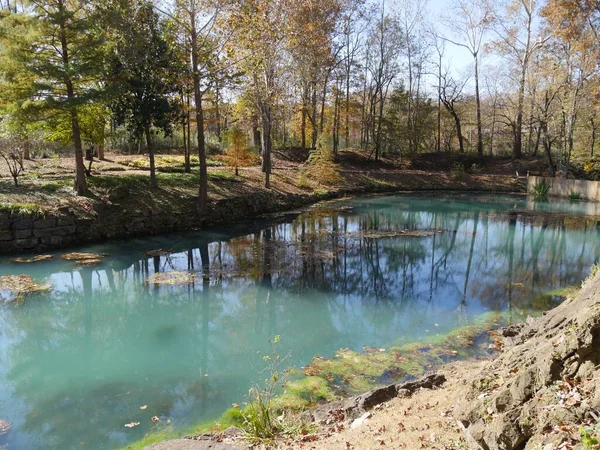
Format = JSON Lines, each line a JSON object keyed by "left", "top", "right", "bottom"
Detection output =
{"left": 451, "top": 162, "right": 466, "bottom": 180}
{"left": 298, "top": 134, "right": 341, "bottom": 186}
{"left": 532, "top": 180, "right": 550, "bottom": 201}
{"left": 241, "top": 335, "right": 291, "bottom": 445}
{"left": 569, "top": 191, "right": 582, "bottom": 202}
{"left": 224, "top": 127, "right": 256, "bottom": 176}
{"left": 470, "top": 163, "right": 482, "bottom": 174}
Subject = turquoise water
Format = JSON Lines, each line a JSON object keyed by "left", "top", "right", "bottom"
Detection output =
{"left": 0, "top": 193, "right": 599, "bottom": 450}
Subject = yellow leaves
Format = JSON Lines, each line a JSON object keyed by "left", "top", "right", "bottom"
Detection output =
{"left": 11, "top": 255, "right": 53, "bottom": 263}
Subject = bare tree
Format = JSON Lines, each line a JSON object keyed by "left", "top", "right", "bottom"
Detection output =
{"left": 441, "top": 0, "right": 493, "bottom": 156}
{"left": 493, "top": 0, "right": 548, "bottom": 159}
{"left": 0, "top": 139, "right": 24, "bottom": 186}
{"left": 439, "top": 70, "right": 469, "bottom": 153}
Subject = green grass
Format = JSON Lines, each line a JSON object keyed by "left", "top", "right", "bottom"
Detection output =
{"left": 41, "top": 180, "right": 71, "bottom": 193}
{"left": 88, "top": 171, "right": 240, "bottom": 190}
{"left": 0, "top": 202, "right": 46, "bottom": 218}
{"left": 126, "top": 155, "right": 226, "bottom": 171}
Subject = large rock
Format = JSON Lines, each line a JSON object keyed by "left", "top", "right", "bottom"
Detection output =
{"left": 455, "top": 272, "right": 600, "bottom": 450}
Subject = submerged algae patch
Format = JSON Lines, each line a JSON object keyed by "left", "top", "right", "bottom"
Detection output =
{"left": 303, "top": 311, "right": 504, "bottom": 396}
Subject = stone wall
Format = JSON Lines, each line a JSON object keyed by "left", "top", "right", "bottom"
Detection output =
{"left": 527, "top": 175, "right": 600, "bottom": 201}
{"left": 0, "top": 190, "right": 322, "bottom": 255}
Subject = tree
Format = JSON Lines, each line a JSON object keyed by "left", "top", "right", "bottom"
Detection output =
{"left": 108, "top": 0, "right": 179, "bottom": 188}
{"left": 365, "top": 2, "right": 403, "bottom": 161}
{"left": 493, "top": 0, "right": 548, "bottom": 159}
{"left": 228, "top": 0, "right": 287, "bottom": 189}
{"left": 441, "top": 0, "right": 492, "bottom": 156}
{"left": 224, "top": 126, "right": 252, "bottom": 176}
{"left": 0, "top": 0, "right": 107, "bottom": 194}
{"left": 171, "top": 0, "right": 223, "bottom": 214}
{"left": 439, "top": 71, "right": 469, "bottom": 153}
{"left": 0, "top": 138, "right": 24, "bottom": 186}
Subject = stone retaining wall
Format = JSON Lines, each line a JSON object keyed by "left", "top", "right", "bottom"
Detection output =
{"left": 527, "top": 175, "right": 600, "bottom": 201}
{"left": 0, "top": 190, "right": 324, "bottom": 254}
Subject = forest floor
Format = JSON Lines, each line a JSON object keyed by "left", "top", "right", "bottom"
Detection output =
{"left": 0, "top": 148, "right": 546, "bottom": 215}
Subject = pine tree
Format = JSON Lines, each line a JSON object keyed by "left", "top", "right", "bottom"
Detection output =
{"left": 0, "top": 1, "right": 107, "bottom": 194}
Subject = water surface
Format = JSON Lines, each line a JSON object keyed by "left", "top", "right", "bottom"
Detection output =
{"left": 0, "top": 193, "right": 598, "bottom": 450}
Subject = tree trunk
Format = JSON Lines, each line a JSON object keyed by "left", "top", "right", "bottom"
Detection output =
{"left": 591, "top": 117, "right": 596, "bottom": 157}
{"left": 58, "top": 0, "right": 86, "bottom": 195}
{"left": 261, "top": 108, "right": 272, "bottom": 189}
{"left": 437, "top": 53, "right": 442, "bottom": 153}
{"left": 215, "top": 79, "right": 222, "bottom": 143}
{"left": 98, "top": 144, "right": 105, "bottom": 161}
{"left": 452, "top": 111, "right": 464, "bottom": 153}
{"left": 301, "top": 90, "right": 307, "bottom": 150}
{"left": 311, "top": 83, "right": 318, "bottom": 148}
{"left": 23, "top": 139, "right": 30, "bottom": 160}
{"left": 145, "top": 123, "right": 157, "bottom": 188}
{"left": 191, "top": 16, "right": 208, "bottom": 215}
{"left": 541, "top": 121, "right": 555, "bottom": 177}
{"left": 474, "top": 54, "right": 483, "bottom": 156}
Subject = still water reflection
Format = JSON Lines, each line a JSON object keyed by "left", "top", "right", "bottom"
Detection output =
{"left": 0, "top": 193, "right": 598, "bottom": 449}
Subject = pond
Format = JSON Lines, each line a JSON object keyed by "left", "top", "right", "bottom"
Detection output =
{"left": 0, "top": 193, "right": 599, "bottom": 450}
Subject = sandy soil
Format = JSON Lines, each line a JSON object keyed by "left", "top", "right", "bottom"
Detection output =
{"left": 283, "top": 361, "right": 485, "bottom": 450}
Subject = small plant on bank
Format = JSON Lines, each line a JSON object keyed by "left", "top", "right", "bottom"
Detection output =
{"left": 451, "top": 162, "right": 466, "bottom": 180}
{"left": 0, "top": 150, "right": 24, "bottom": 186}
{"left": 532, "top": 180, "right": 550, "bottom": 201}
{"left": 298, "top": 134, "right": 342, "bottom": 187}
{"left": 224, "top": 127, "right": 256, "bottom": 176}
{"left": 241, "top": 335, "right": 292, "bottom": 445}
{"left": 591, "top": 263, "right": 600, "bottom": 277}
{"left": 569, "top": 191, "right": 582, "bottom": 202}
{"left": 470, "top": 163, "right": 482, "bottom": 174}
{"left": 580, "top": 424, "right": 600, "bottom": 450}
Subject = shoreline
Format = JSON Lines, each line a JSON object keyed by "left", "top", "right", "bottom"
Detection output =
{"left": 0, "top": 170, "right": 524, "bottom": 255}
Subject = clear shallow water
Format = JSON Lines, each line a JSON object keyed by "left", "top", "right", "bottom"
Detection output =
{"left": 0, "top": 193, "right": 599, "bottom": 450}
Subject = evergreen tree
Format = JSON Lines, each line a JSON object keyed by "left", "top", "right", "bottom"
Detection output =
{"left": 0, "top": 0, "right": 107, "bottom": 194}
{"left": 107, "top": 0, "right": 180, "bottom": 188}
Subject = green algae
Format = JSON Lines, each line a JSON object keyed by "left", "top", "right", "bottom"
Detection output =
{"left": 275, "top": 376, "right": 337, "bottom": 410}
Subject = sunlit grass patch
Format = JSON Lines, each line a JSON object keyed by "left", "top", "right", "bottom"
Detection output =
{"left": 0, "top": 202, "right": 46, "bottom": 218}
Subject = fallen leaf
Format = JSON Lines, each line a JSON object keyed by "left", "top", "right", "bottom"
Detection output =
{"left": 151, "top": 416, "right": 160, "bottom": 423}
{"left": 124, "top": 422, "right": 140, "bottom": 428}
{"left": 0, "top": 419, "right": 11, "bottom": 435}
{"left": 140, "top": 405, "right": 148, "bottom": 410}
